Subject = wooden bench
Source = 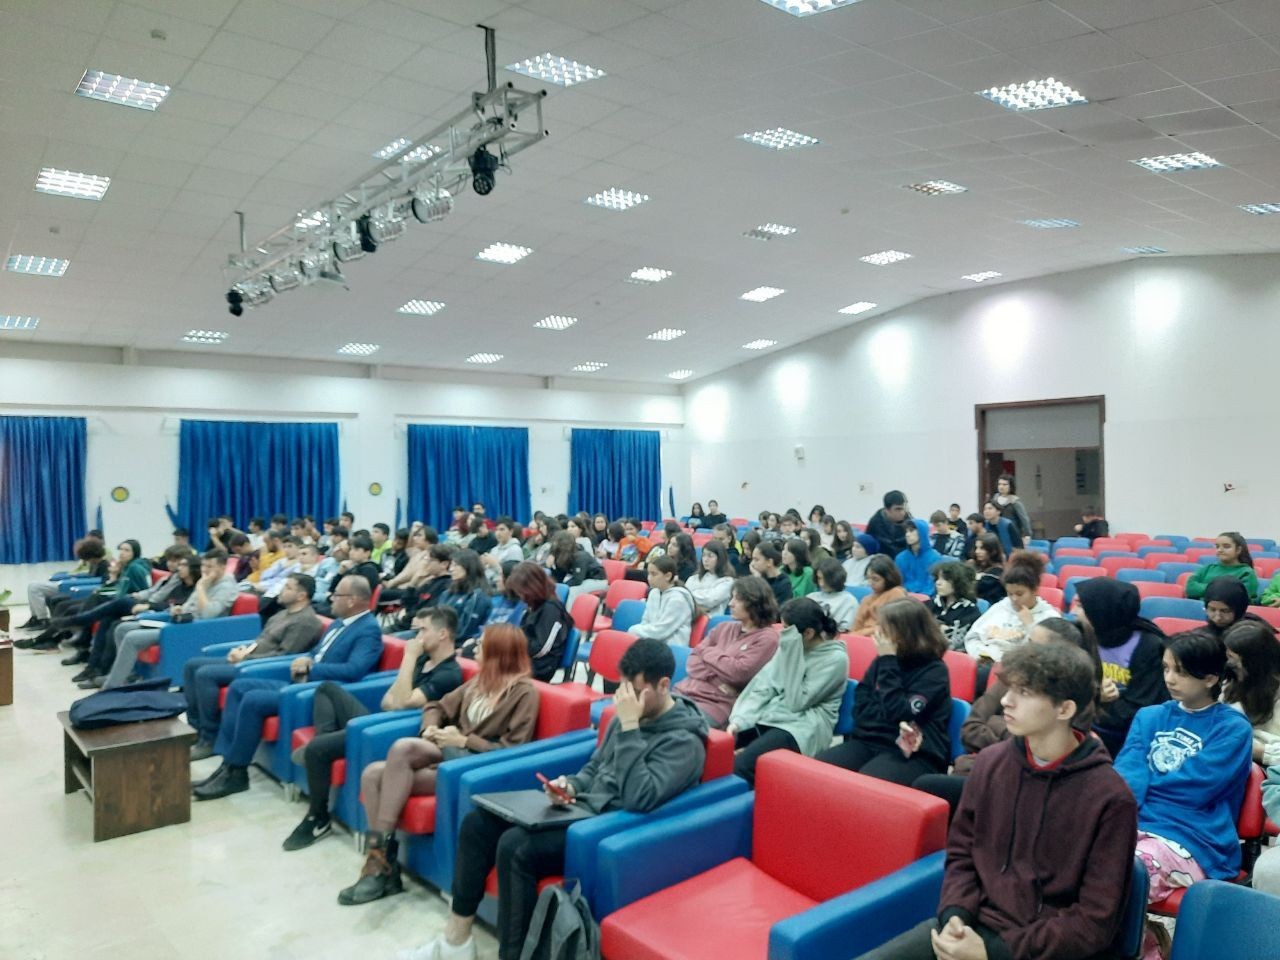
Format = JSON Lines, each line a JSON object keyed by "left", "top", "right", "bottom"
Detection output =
{"left": 59, "top": 710, "right": 196, "bottom": 841}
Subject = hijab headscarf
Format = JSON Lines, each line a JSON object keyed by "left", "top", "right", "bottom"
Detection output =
{"left": 855, "top": 533, "right": 879, "bottom": 555}
{"left": 1204, "top": 576, "right": 1251, "bottom": 628}
{"left": 1076, "top": 578, "right": 1144, "bottom": 648}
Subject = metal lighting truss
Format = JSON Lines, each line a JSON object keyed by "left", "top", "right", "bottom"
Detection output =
{"left": 225, "top": 82, "right": 548, "bottom": 301}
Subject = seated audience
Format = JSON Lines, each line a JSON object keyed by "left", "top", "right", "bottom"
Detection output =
{"left": 341, "top": 623, "right": 534, "bottom": 906}
{"left": 589, "top": 512, "right": 609, "bottom": 545}
{"left": 628, "top": 556, "right": 696, "bottom": 646}
{"left": 369, "top": 522, "right": 392, "bottom": 565}
{"left": 728, "top": 597, "right": 849, "bottom": 786}
{"left": 249, "top": 535, "right": 302, "bottom": 599}
{"left": 850, "top": 555, "right": 910, "bottom": 635}
{"left": 701, "top": 500, "right": 728, "bottom": 528}
{"left": 404, "top": 638, "right": 706, "bottom": 960}
{"left": 714, "top": 523, "right": 747, "bottom": 576}
{"left": 185, "top": 574, "right": 324, "bottom": 758}
{"left": 466, "top": 517, "right": 496, "bottom": 555}
{"left": 969, "top": 532, "right": 1006, "bottom": 606}
{"left": 962, "top": 512, "right": 983, "bottom": 562}
{"left": 750, "top": 540, "right": 793, "bottom": 608}
{"left": 21, "top": 535, "right": 108, "bottom": 631}
{"left": 504, "top": 561, "right": 572, "bottom": 681}
{"left": 799, "top": 526, "right": 831, "bottom": 566}
{"left": 685, "top": 540, "right": 735, "bottom": 616}
{"left": 980, "top": 499, "right": 1018, "bottom": 556}
{"left": 758, "top": 511, "right": 783, "bottom": 541}
{"left": 930, "top": 560, "right": 981, "bottom": 649}
{"left": 544, "top": 531, "right": 607, "bottom": 604}
{"left": 653, "top": 531, "right": 697, "bottom": 584}
{"left": 1221, "top": 619, "right": 1280, "bottom": 764}
{"left": 857, "top": 641, "right": 1137, "bottom": 960}
{"left": 437, "top": 549, "right": 493, "bottom": 644}
{"left": 781, "top": 538, "right": 816, "bottom": 598}
{"left": 1260, "top": 568, "right": 1280, "bottom": 607}
{"left": 841, "top": 533, "right": 878, "bottom": 588}
{"left": 831, "top": 520, "right": 858, "bottom": 563}
{"left": 193, "top": 575, "right": 383, "bottom": 800}
{"left": 989, "top": 472, "right": 1032, "bottom": 547}
{"left": 929, "top": 510, "right": 966, "bottom": 559}
{"left": 807, "top": 557, "right": 857, "bottom": 632}
{"left": 687, "top": 502, "right": 707, "bottom": 529}
{"left": 1074, "top": 506, "right": 1110, "bottom": 542}
{"left": 614, "top": 519, "right": 653, "bottom": 569}
{"left": 562, "top": 516, "right": 594, "bottom": 556}
{"left": 866, "top": 490, "right": 911, "bottom": 556}
{"left": 817, "top": 598, "right": 951, "bottom": 786}
{"left": 674, "top": 577, "right": 780, "bottom": 728}
{"left": 1115, "top": 630, "right": 1254, "bottom": 960}
{"left": 246, "top": 529, "right": 285, "bottom": 584}
{"left": 963, "top": 550, "right": 1055, "bottom": 662}
{"left": 895, "top": 518, "right": 942, "bottom": 597}
{"left": 1185, "top": 532, "right": 1259, "bottom": 599}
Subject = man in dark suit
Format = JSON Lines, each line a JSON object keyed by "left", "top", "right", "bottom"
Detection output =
{"left": 194, "top": 575, "right": 383, "bottom": 800}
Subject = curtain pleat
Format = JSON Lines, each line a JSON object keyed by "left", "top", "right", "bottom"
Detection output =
{"left": 407, "top": 425, "right": 531, "bottom": 529}
{"left": 0, "top": 416, "right": 87, "bottom": 563}
{"left": 568, "top": 428, "right": 661, "bottom": 521}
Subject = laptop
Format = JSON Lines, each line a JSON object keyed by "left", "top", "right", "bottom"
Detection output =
{"left": 471, "top": 790, "right": 595, "bottom": 831}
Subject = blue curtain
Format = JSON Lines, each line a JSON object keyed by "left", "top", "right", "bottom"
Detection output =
{"left": 407, "top": 425, "right": 530, "bottom": 529}
{"left": 176, "top": 420, "right": 339, "bottom": 547}
{"left": 0, "top": 416, "right": 87, "bottom": 563}
{"left": 568, "top": 428, "right": 661, "bottom": 521}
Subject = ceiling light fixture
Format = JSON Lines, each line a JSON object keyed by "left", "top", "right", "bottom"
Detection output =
{"left": 743, "top": 223, "right": 797, "bottom": 241}
{"left": 226, "top": 277, "right": 272, "bottom": 316}
{"left": 268, "top": 266, "right": 303, "bottom": 293}
{"left": 742, "top": 339, "right": 778, "bottom": 350}
{"left": 647, "top": 328, "right": 686, "bottom": 341}
{"left": 373, "top": 137, "right": 411, "bottom": 160}
{"left": 738, "top": 127, "right": 820, "bottom": 150}
{"left": 467, "top": 352, "right": 503, "bottom": 364}
{"left": 295, "top": 210, "right": 328, "bottom": 230}
{"left": 359, "top": 206, "right": 406, "bottom": 248}
{"left": 35, "top": 168, "right": 111, "bottom": 200}
{"left": 838, "top": 301, "right": 877, "bottom": 315}
{"left": 75, "top": 69, "right": 170, "bottom": 110}
{"left": 476, "top": 242, "right": 532, "bottom": 264}
{"left": 740, "top": 286, "right": 785, "bottom": 302}
{"left": 860, "top": 250, "right": 912, "bottom": 266}
{"left": 1132, "top": 152, "right": 1221, "bottom": 173}
{"left": 758, "top": 0, "right": 864, "bottom": 16}
{"left": 962, "top": 271, "right": 1002, "bottom": 282}
{"left": 398, "top": 299, "right": 446, "bottom": 316}
{"left": 5, "top": 255, "right": 68, "bottom": 276}
{"left": 1240, "top": 203, "right": 1280, "bottom": 215}
{"left": 667, "top": 369, "right": 694, "bottom": 380}
{"left": 572, "top": 361, "right": 609, "bottom": 373}
{"left": 0, "top": 315, "right": 39, "bottom": 330}
{"left": 468, "top": 146, "right": 500, "bottom": 194}
{"left": 628, "top": 267, "right": 672, "bottom": 284}
{"left": 978, "top": 78, "right": 1086, "bottom": 111}
{"left": 337, "top": 342, "right": 380, "bottom": 356}
{"left": 182, "top": 330, "right": 228, "bottom": 344}
{"left": 585, "top": 187, "right": 650, "bottom": 211}
{"left": 506, "top": 53, "right": 605, "bottom": 87}
{"left": 411, "top": 188, "right": 453, "bottom": 223}
{"left": 1123, "top": 246, "right": 1168, "bottom": 255}
{"left": 904, "top": 180, "right": 967, "bottom": 196}
{"left": 1020, "top": 218, "right": 1079, "bottom": 229}
{"left": 401, "top": 144, "right": 443, "bottom": 165}
{"left": 535, "top": 315, "right": 577, "bottom": 331}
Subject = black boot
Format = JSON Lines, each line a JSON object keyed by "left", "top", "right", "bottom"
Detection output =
{"left": 193, "top": 764, "right": 249, "bottom": 800}
{"left": 338, "top": 835, "right": 403, "bottom": 905}
{"left": 70, "top": 666, "right": 97, "bottom": 683}
{"left": 62, "top": 649, "right": 89, "bottom": 666}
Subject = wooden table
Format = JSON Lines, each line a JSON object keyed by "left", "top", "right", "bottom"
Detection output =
{"left": 59, "top": 711, "right": 196, "bottom": 841}
{"left": 0, "top": 639, "right": 11, "bottom": 706}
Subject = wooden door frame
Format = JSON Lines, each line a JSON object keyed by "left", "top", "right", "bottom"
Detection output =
{"left": 974, "top": 395, "right": 1107, "bottom": 513}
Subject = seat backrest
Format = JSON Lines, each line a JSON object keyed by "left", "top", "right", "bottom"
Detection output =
{"left": 1054, "top": 547, "right": 1094, "bottom": 559}
{"left": 1091, "top": 538, "right": 1129, "bottom": 555}
{"left": 1147, "top": 553, "right": 1190, "bottom": 569}
{"left": 1169, "top": 880, "right": 1280, "bottom": 960}
{"left": 532, "top": 679, "right": 593, "bottom": 740}
{"left": 610, "top": 598, "right": 647, "bottom": 634}
{"left": 1052, "top": 537, "right": 1091, "bottom": 553}
{"left": 943, "top": 651, "right": 977, "bottom": 702}
{"left": 601, "top": 559, "right": 627, "bottom": 583}
{"left": 1040, "top": 586, "right": 1064, "bottom": 611}
{"left": 1153, "top": 617, "right": 1208, "bottom": 636}
{"left": 1117, "top": 568, "right": 1167, "bottom": 584}
{"left": 1116, "top": 856, "right": 1150, "bottom": 960}
{"left": 1255, "top": 557, "right": 1280, "bottom": 580}
{"left": 1039, "top": 572, "right": 1059, "bottom": 588}
{"left": 603, "top": 579, "right": 648, "bottom": 612}
{"left": 670, "top": 645, "right": 691, "bottom": 683}
{"left": 1238, "top": 763, "right": 1265, "bottom": 839}
{"left": 595, "top": 705, "right": 734, "bottom": 781}
{"left": 688, "top": 614, "right": 709, "bottom": 647}
{"left": 834, "top": 679, "right": 858, "bottom": 737}
{"left": 554, "top": 583, "right": 570, "bottom": 604}
{"left": 377, "top": 637, "right": 407, "bottom": 671}
{"left": 459, "top": 657, "right": 479, "bottom": 681}
{"left": 150, "top": 568, "right": 167, "bottom": 584}
{"left": 843, "top": 634, "right": 877, "bottom": 680}
{"left": 705, "top": 613, "right": 734, "bottom": 634}
{"left": 1100, "top": 557, "right": 1145, "bottom": 574}
{"left": 587, "top": 630, "right": 637, "bottom": 683}
{"left": 1054, "top": 555, "right": 1100, "bottom": 571}
{"left": 1155, "top": 561, "right": 1200, "bottom": 579}
{"left": 225, "top": 556, "right": 241, "bottom": 577}
{"left": 847, "top": 585, "right": 872, "bottom": 601}
{"left": 1185, "top": 547, "right": 1217, "bottom": 561}
{"left": 1059, "top": 565, "right": 1108, "bottom": 583}
{"left": 1137, "top": 545, "right": 1177, "bottom": 558}
{"left": 1139, "top": 597, "right": 1206, "bottom": 622}
{"left": 1136, "top": 582, "right": 1185, "bottom": 600}
{"left": 230, "top": 593, "right": 260, "bottom": 617}
{"left": 949, "top": 698, "right": 971, "bottom": 760}
{"left": 569, "top": 593, "right": 601, "bottom": 633}
{"left": 752, "top": 752, "right": 948, "bottom": 902}
{"left": 369, "top": 583, "right": 382, "bottom": 611}
{"left": 1247, "top": 605, "right": 1280, "bottom": 630}
{"left": 1113, "top": 533, "right": 1148, "bottom": 546}
{"left": 1155, "top": 535, "right": 1191, "bottom": 551}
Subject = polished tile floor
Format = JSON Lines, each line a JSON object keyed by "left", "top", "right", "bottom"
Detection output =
{"left": 0, "top": 610, "right": 498, "bottom": 960}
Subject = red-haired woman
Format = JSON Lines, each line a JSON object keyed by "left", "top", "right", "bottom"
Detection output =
{"left": 505, "top": 559, "right": 574, "bottom": 682}
{"left": 344, "top": 624, "right": 540, "bottom": 906}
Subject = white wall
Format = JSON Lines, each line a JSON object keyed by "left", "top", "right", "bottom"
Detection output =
{"left": 0, "top": 351, "right": 687, "bottom": 558}
{"left": 685, "top": 254, "right": 1280, "bottom": 539}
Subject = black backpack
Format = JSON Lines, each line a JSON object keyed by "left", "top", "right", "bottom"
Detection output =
{"left": 68, "top": 677, "right": 188, "bottom": 729}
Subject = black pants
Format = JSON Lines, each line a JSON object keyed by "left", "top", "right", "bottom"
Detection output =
{"left": 452, "top": 808, "right": 569, "bottom": 960}
{"left": 304, "top": 682, "right": 369, "bottom": 817}
{"left": 733, "top": 725, "right": 799, "bottom": 787}
{"left": 912, "top": 773, "right": 966, "bottom": 819}
{"left": 816, "top": 738, "right": 943, "bottom": 787}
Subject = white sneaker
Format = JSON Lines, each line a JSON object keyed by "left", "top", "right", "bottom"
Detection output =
{"left": 396, "top": 936, "right": 475, "bottom": 960}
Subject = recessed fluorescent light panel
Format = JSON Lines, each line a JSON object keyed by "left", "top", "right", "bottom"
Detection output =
{"left": 467, "top": 352, "right": 503, "bottom": 364}
{"left": 506, "top": 53, "right": 605, "bottom": 87}
{"left": 5, "top": 255, "right": 68, "bottom": 276}
{"left": 743, "top": 223, "right": 797, "bottom": 241}
{"left": 35, "top": 168, "right": 111, "bottom": 200}
{"left": 962, "top": 271, "right": 1002, "bottom": 283}
{"left": 401, "top": 144, "right": 441, "bottom": 164}
{"left": 739, "top": 127, "right": 820, "bottom": 150}
{"left": 572, "top": 361, "right": 608, "bottom": 373}
{"left": 628, "top": 267, "right": 672, "bottom": 284}
{"left": 398, "top": 299, "right": 446, "bottom": 316}
{"left": 741, "top": 286, "right": 785, "bottom": 302}
{"left": 647, "top": 328, "right": 686, "bottom": 341}
{"left": 759, "top": 0, "right": 864, "bottom": 16}
{"left": 536, "top": 315, "right": 578, "bottom": 331}
{"left": 1020, "top": 218, "right": 1079, "bottom": 229}
{"left": 838, "top": 301, "right": 877, "bottom": 315}
{"left": 904, "top": 180, "right": 967, "bottom": 196}
{"left": 0, "top": 316, "right": 39, "bottom": 330}
{"left": 476, "top": 243, "right": 532, "bottom": 264}
{"left": 667, "top": 369, "right": 694, "bottom": 381}
{"left": 373, "top": 137, "right": 410, "bottom": 160}
{"left": 337, "top": 342, "right": 380, "bottom": 356}
{"left": 75, "top": 69, "right": 170, "bottom": 110}
{"left": 1132, "top": 152, "right": 1220, "bottom": 173}
{"left": 1240, "top": 203, "right": 1280, "bottom": 215}
{"left": 978, "top": 78, "right": 1086, "bottom": 111}
{"left": 742, "top": 339, "right": 777, "bottom": 350}
{"left": 585, "top": 188, "right": 649, "bottom": 211}
{"left": 860, "top": 250, "right": 912, "bottom": 266}
{"left": 1123, "top": 246, "right": 1167, "bottom": 255}
{"left": 183, "top": 330, "right": 228, "bottom": 344}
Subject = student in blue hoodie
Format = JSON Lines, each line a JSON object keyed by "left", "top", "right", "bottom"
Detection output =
{"left": 1114, "top": 629, "right": 1253, "bottom": 959}
{"left": 980, "top": 500, "right": 1019, "bottom": 557}
{"left": 894, "top": 518, "right": 943, "bottom": 597}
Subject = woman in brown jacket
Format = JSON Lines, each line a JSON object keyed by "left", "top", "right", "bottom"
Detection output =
{"left": 341, "top": 624, "right": 540, "bottom": 905}
{"left": 849, "top": 555, "right": 910, "bottom": 635}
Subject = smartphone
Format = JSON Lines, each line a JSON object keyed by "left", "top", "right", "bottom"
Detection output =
{"left": 536, "top": 772, "right": 573, "bottom": 805}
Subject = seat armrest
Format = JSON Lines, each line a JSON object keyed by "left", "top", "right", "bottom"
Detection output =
{"left": 235, "top": 659, "right": 295, "bottom": 682}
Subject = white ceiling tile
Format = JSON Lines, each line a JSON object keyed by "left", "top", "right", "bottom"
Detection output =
{"left": 1155, "top": 39, "right": 1280, "bottom": 85}
{"left": 224, "top": 0, "right": 338, "bottom": 51}
{"left": 312, "top": 21, "right": 423, "bottom": 73}
{"left": 1219, "top": 0, "right": 1280, "bottom": 37}
{"left": 103, "top": 3, "right": 217, "bottom": 59}
{"left": 1052, "top": 0, "right": 1218, "bottom": 32}
{"left": 1107, "top": 7, "right": 1253, "bottom": 59}
{"left": 181, "top": 61, "right": 277, "bottom": 105}
{"left": 199, "top": 31, "right": 307, "bottom": 81}
{"left": 871, "top": 28, "right": 1001, "bottom": 68}
{"left": 952, "top": 3, "right": 1093, "bottom": 52}
{"left": 1198, "top": 70, "right": 1280, "bottom": 107}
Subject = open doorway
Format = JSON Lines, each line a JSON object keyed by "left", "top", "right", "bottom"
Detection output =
{"left": 976, "top": 397, "right": 1105, "bottom": 540}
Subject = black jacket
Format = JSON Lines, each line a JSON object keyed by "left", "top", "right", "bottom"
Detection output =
{"left": 550, "top": 551, "right": 605, "bottom": 587}
{"left": 866, "top": 509, "right": 911, "bottom": 556}
{"left": 523, "top": 598, "right": 573, "bottom": 682}
{"left": 853, "top": 655, "right": 952, "bottom": 770}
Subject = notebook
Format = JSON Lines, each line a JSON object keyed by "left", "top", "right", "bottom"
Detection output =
{"left": 471, "top": 789, "right": 595, "bottom": 831}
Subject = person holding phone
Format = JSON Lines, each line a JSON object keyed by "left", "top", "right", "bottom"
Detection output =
{"left": 962, "top": 551, "right": 1056, "bottom": 662}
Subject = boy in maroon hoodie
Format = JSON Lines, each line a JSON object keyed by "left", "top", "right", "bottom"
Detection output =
{"left": 857, "top": 642, "right": 1137, "bottom": 960}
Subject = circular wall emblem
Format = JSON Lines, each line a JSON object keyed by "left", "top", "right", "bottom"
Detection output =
{"left": 368, "top": 482, "right": 383, "bottom": 496}
{"left": 110, "top": 486, "right": 129, "bottom": 502}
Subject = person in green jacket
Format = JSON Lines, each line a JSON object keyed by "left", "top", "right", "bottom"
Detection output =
{"left": 1185, "top": 532, "right": 1259, "bottom": 600}
{"left": 1260, "top": 571, "right": 1280, "bottom": 607}
{"left": 728, "top": 596, "right": 849, "bottom": 786}
{"left": 781, "top": 537, "right": 816, "bottom": 599}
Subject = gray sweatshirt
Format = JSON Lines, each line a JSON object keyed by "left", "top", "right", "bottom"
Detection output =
{"left": 176, "top": 573, "right": 239, "bottom": 620}
{"left": 566, "top": 695, "right": 709, "bottom": 815}
{"left": 628, "top": 585, "right": 697, "bottom": 646}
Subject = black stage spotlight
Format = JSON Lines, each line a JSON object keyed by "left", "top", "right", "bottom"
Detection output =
{"left": 469, "top": 146, "right": 499, "bottom": 195}
{"left": 226, "top": 288, "right": 243, "bottom": 317}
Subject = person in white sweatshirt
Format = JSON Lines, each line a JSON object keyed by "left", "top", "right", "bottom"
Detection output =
{"left": 963, "top": 550, "right": 1057, "bottom": 662}
{"left": 628, "top": 555, "right": 697, "bottom": 646}
{"left": 686, "top": 541, "right": 735, "bottom": 616}
{"left": 807, "top": 558, "right": 858, "bottom": 632}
